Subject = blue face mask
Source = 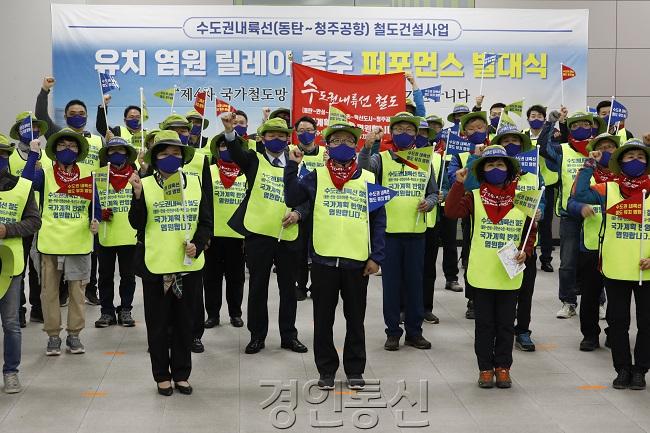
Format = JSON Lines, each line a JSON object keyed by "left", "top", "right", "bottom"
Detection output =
{"left": 328, "top": 145, "right": 356, "bottom": 163}
{"left": 484, "top": 167, "right": 508, "bottom": 185}
{"left": 264, "top": 138, "right": 287, "bottom": 153}
{"left": 490, "top": 116, "right": 500, "bottom": 128}
{"left": 0, "top": 157, "right": 8, "bottom": 171}
{"left": 621, "top": 159, "right": 647, "bottom": 178}
{"left": 125, "top": 118, "right": 141, "bottom": 130}
{"left": 592, "top": 127, "right": 600, "bottom": 137}
{"left": 298, "top": 131, "right": 316, "bottom": 146}
{"left": 179, "top": 134, "right": 190, "bottom": 145}
{"left": 415, "top": 135, "right": 429, "bottom": 148}
{"left": 190, "top": 124, "right": 202, "bottom": 136}
{"left": 392, "top": 133, "right": 415, "bottom": 149}
{"left": 156, "top": 155, "right": 182, "bottom": 173}
{"left": 598, "top": 151, "right": 612, "bottom": 168}
{"left": 468, "top": 131, "right": 487, "bottom": 144}
{"left": 570, "top": 127, "right": 592, "bottom": 141}
{"left": 528, "top": 119, "right": 544, "bottom": 129}
{"left": 66, "top": 115, "right": 87, "bottom": 129}
{"left": 219, "top": 149, "right": 232, "bottom": 162}
{"left": 234, "top": 125, "right": 247, "bottom": 137}
{"left": 108, "top": 152, "right": 127, "bottom": 167}
{"left": 56, "top": 148, "right": 78, "bottom": 165}
{"left": 503, "top": 143, "right": 521, "bottom": 157}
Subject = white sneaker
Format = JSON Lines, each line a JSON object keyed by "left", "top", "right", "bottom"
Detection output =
{"left": 599, "top": 304, "right": 606, "bottom": 320}
{"left": 556, "top": 303, "right": 576, "bottom": 319}
{"left": 3, "top": 373, "right": 21, "bottom": 394}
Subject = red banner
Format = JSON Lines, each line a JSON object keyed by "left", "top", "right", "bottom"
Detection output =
{"left": 606, "top": 194, "right": 644, "bottom": 224}
{"left": 216, "top": 99, "right": 237, "bottom": 117}
{"left": 194, "top": 91, "right": 207, "bottom": 116}
{"left": 291, "top": 63, "right": 405, "bottom": 144}
{"left": 57, "top": 176, "right": 94, "bottom": 200}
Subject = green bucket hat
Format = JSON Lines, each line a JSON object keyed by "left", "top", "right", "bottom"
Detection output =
{"left": 99, "top": 137, "right": 138, "bottom": 167}
{"left": 566, "top": 111, "right": 594, "bottom": 129}
{"left": 185, "top": 110, "right": 209, "bottom": 129}
{"left": 609, "top": 138, "right": 650, "bottom": 175}
{"left": 490, "top": 125, "right": 533, "bottom": 152}
{"left": 322, "top": 121, "right": 363, "bottom": 143}
{"left": 471, "top": 145, "right": 521, "bottom": 179}
{"left": 586, "top": 133, "right": 620, "bottom": 153}
{"left": 417, "top": 117, "right": 430, "bottom": 130}
{"left": 389, "top": 112, "right": 420, "bottom": 131}
{"left": 460, "top": 111, "right": 488, "bottom": 133}
{"left": 9, "top": 112, "right": 48, "bottom": 141}
{"left": 0, "top": 245, "right": 15, "bottom": 299}
{"left": 0, "top": 134, "right": 16, "bottom": 155}
{"left": 447, "top": 104, "right": 471, "bottom": 122}
{"left": 144, "top": 129, "right": 160, "bottom": 149}
{"left": 144, "top": 130, "right": 195, "bottom": 166}
{"left": 425, "top": 114, "right": 445, "bottom": 128}
{"left": 269, "top": 107, "right": 290, "bottom": 120}
{"left": 593, "top": 116, "right": 608, "bottom": 135}
{"left": 159, "top": 114, "right": 191, "bottom": 131}
{"left": 258, "top": 118, "right": 292, "bottom": 135}
{"left": 45, "top": 128, "right": 89, "bottom": 162}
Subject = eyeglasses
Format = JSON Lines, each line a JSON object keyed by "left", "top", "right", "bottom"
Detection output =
{"left": 329, "top": 138, "right": 356, "bottom": 146}
{"left": 392, "top": 126, "right": 416, "bottom": 134}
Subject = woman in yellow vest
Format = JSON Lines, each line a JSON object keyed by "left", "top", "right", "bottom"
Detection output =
{"left": 22, "top": 128, "right": 100, "bottom": 357}
{"left": 200, "top": 132, "right": 248, "bottom": 330}
{"left": 284, "top": 120, "right": 384, "bottom": 390}
{"left": 127, "top": 130, "right": 212, "bottom": 396}
{"left": 220, "top": 114, "right": 308, "bottom": 356}
{"left": 93, "top": 137, "right": 138, "bottom": 329}
{"left": 574, "top": 138, "right": 650, "bottom": 390}
{"left": 359, "top": 112, "right": 438, "bottom": 352}
{"left": 446, "top": 145, "right": 536, "bottom": 389}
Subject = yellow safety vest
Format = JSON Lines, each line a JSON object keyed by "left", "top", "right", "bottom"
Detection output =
{"left": 10, "top": 150, "right": 51, "bottom": 207}
{"left": 183, "top": 153, "right": 206, "bottom": 178}
{"left": 94, "top": 167, "right": 137, "bottom": 247}
{"left": 210, "top": 164, "right": 246, "bottom": 239}
{"left": 582, "top": 176, "right": 602, "bottom": 251}
{"left": 38, "top": 164, "right": 94, "bottom": 255}
{"left": 142, "top": 173, "right": 205, "bottom": 274}
{"left": 312, "top": 167, "right": 375, "bottom": 261}
{"left": 0, "top": 177, "right": 31, "bottom": 275}
{"left": 289, "top": 145, "right": 326, "bottom": 172}
{"left": 467, "top": 189, "right": 527, "bottom": 290}
{"left": 559, "top": 143, "right": 587, "bottom": 214}
{"left": 78, "top": 134, "right": 102, "bottom": 171}
{"left": 118, "top": 126, "right": 133, "bottom": 142}
{"left": 243, "top": 153, "right": 298, "bottom": 241}
{"left": 380, "top": 151, "right": 429, "bottom": 234}
{"left": 427, "top": 152, "right": 442, "bottom": 228}
{"left": 523, "top": 129, "right": 559, "bottom": 186}
{"left": 601, "top": 182, "right": 650, "bottom": 281}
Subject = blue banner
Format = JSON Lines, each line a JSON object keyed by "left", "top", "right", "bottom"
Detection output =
{"left": 514, "top": 149, "right": 538, "bottom": 175}
{"left": 367, "top": 183, "right": 397, "bottom": 212}
{"left": 446, "top": 132, "right": 474, "bottom": 155}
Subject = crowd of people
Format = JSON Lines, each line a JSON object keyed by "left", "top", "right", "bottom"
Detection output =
{"left": 0, "top": 73, "right": 647, "bottom": 397}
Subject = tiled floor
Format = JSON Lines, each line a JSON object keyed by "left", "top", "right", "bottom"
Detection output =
{"left": 1, "top": 252, "right": 649, "bottom": 433}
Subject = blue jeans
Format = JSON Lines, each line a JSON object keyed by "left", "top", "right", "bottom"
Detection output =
{"left": 0, "top": 276, "right": 21, "bottom": 374}
{"left": 559, "top": 216, "right": 580, "bottom": 306}
{"left": 382, "top": 235, "right": 425, "bottom": 338}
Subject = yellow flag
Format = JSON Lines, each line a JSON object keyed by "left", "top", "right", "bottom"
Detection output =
{"left": 328, "top": 104, "right": 348, "bottom": 125}
{"left": 154, "top": 88, "right": 176, "bottom": 106}
{"left": 394, "top": 147, "right": 433, "bottom": 171}
{"left": 163, "top": 171, "right": 183, "bottom": 202}
{"left": 504, "top": 100, "right": 524, "bottom": 116}
{"left": 514, "top": 189, "right": 542, "bottom": 218}
{"left": 498, "top": 112, "right": 518, "bottom": 130}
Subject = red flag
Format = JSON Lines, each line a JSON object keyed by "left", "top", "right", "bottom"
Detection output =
{"left": 606, "top": 193, "right": 644, "bottom": 223}
{"left": 56, "top": 176, "right": 94, "bottom": 200}
{"left": 562, "top": 64, "right": 576, "bottom": 81}
{"left": 194, "top": 91, "right": 207, "bottom": 116}
{"left": 216, "top": 99, "right": 237, "bottom": 116}
{"left": 292, "top": 63, "right": 405, "bottom": 146}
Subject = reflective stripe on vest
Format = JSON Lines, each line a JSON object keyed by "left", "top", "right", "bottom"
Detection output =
{"left": 38, "top": 164, "right": 93, "bottom": 255}
{"left": 559, "top": 143, "right": 587, "bottom": 214}
{"left": 243, "top": 153, "right": 298, "bottom": 241}
{"left": 0, "top": 177, "right": 30, "bottom": 275}
{"left": 142, "top": 173, "right": 205, "bottom": 274}
{"left": 380, "top": 151, "right": 429, "bottom": 234}
{"left": 467, "top": 189, "right": 526, "bottom": 289}
{"left": 210, "top": 164, "right": 246, "bottom": 239}
{"left": 78, "top": 135, "right": 102, "bottom": 170}
{"left": 95, "top": 168, "right": 137, "bottom": 247}
{"left": 312, "top": 167, "right": 375, "bottom": 261}
{"left": 601, "top": 182, "right": 650, "bottom": 281}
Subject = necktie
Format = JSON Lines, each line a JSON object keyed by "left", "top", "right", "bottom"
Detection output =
{"left": 272, "top": 157, "right": 282, "bottom": 167}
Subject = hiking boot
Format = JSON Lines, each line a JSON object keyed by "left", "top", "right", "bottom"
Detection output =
{"left": 444, "top": 280, "right": 463, "bottom": 292}
{"left": 404, "top": 335, "right": 432, "bottom": 350}
{"left": 118, "top": 310, "right": 135, "bottom": 327}
{"left": 630, "top": 370, "right": 646, "bottom": 390}
{"left": 423, "top": 311, "right": 439, "bottom": 324}
{"left": 465, "top": 300, "right": 475, "bottom": 320}
{"left": 95, "top": 313, "right": 116, "bottom": 328}
{"left": 495, "top": 368, "right": 512, "bottom": 389}
{"left": 478, "top": 370, "right": 494, "bottom": 388}
{"left": 384, "top": 335, "right": 400, "bottom": 351}
{"left": 515, "top": 332, "right": 536, "bottom": 352}
{"left": 613, "top": 369, "right": 631, "bottom": 389}
{"left": 579, "top": 337, "right": 600, "bottom": 352}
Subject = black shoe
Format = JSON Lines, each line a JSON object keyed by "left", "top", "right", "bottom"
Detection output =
{"left": 444, "top": 280, "right": 463, "bottom": 292}
{"left": 30, "top": 309, "right": 44, "bottom": 323}
{"left": 295, "top": 288, "right": 307, "bottom": 301}
{"left": 118, "top": 310, "right": 135, "bottom": 327}
{"left": 204, "top": 316, "right": 219, "bottom": 328}
{"left": 613, "top": 369, "right": 632, "bottom": 389}
{"left": 174, "top": 382, "right": 193, "bottom": 395}
{"left": 19, "top": 311, "right": 26, "bottom": 329}
{"left": 540, "top": 262, "right": 554, "bottom": 272}
{"left": 604, "top": 334, "right": 611, "bottom": 348}
{"left": 95, "top": 313, "right": 117, "bottom": 328}
{"left": 191, "top": 338, "right": 204, "bottom": 353}
{"left": 423, "top": 311, "right": 439, "bottom": 324}
{"left": 384, "top": 335, "right": 400, "bottom": 351}
{"left": 465, "top": 300, "right": 475, "bottom": 320}
{"left": 281, "top": 338, "right": 308, "bottom": 353}
{"left": 245, "top": 339, "right": 265, "bottom": 354}
{"left": 157, "top": 383, "right": 173, "bottom": 396}
{"left": 85, "top": 290, "right": 100, "bottom": 306}
{"left": 347, "top": 375, "right": 365, "bottom": 390}
{"left": 630, "top": 370, "right": 647, "bottom": 390}
{"left": 404, "top": 335, "right": 432, "bottom": 350}
{"left": 230, "top": 316, "right": 244, "bottom": 328}
{"left": 579, "top": 337, "right": 600, "bottom": 352}
{"left": 318, "top": 374, "right": 335, "bottom": 390}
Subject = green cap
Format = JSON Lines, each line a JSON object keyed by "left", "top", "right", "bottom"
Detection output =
{"left": 269, "top": 107, "right": 290, "bottom": 120}
{"left": 185, "top": 110, "right": 209, "bottom": 129}
{"left": 586, "top": 133, "right": 620, "bottom": 153}
{"left": 0, "top": 134, "right": 16, "bottom": 155}
{"left": 45, "top": 128, "right": 89, "bottom": 162}
{"left": 389, "top": 112, "right": 420, "bottom": 131}
{"left": 490, "top": 126, "right": 533, "bottom": 152}
{"left": 566, "top": 111, "right": 594, "bottom": 129}
{"left": 159, "top": 114, "right": 191, "bottom": 131}
{"left": 98, "top": 137, "right": 137, "bottom": 167}
{"left": 144, "top": 130, "right": 195, "bottom": 165}
{"left": 609, "top": 138, "right": 650, "bottom": 175}
{"left": 460, "top": 111, "right": 487, "bottom": 133}
{"left": 9, "top": 112, "right": 48, "bottom": 141}
{"left": 258, "top": 118, "right": 292, "bottom": 135}
{"left": 425, "top": 114, "right": 445, "bottom": 128}
{"left": 471, "top": 145, "right": 521, "bottom": 179}
{"left": 322, "top": 121, "right": 363, "bottom": 142}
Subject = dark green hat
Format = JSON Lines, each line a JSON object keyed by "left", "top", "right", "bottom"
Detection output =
{"left": 185, "top": 110, "right": 209, "bottom": 129}
{"left": 144, "top": 130, "right": 195, "bottom": 165}
{"left": 269, "top": 107, "right": 290, "bottom": 120}
{"left": 159, "top": 114, "right": 191, "bottom": 131}
{"left": 258, "top": 118, "right": 292, "bottom": 135}
{"left": 10, "top": 112, "right": 48, "bottom": 141}
{"left": 447, "top": 104, "right": 470, "bottom": 122}
{"left": 609, "top": 138, "right": 650, "bottom": 175}
{"left": 0, "top": 134, "right": 16, "bottom": 155}
{"left": 425, "top": 114, "right": 445, "bottom": 128}
{"left": 566, "top": 111, "right": 594, "bottom": 129}
{"left": 99, "top": 137, "right": 137, "bottom": 167}
{"left": 460, "top": 111, "right": 487, "bottom": 133}
{"left": 322, "top": 121, "right": 363, "bottom": 142}
{"left": 490, "top": 125, "right": 533, "bottom": 152}
{"left": 593, "top": 116, "right": 608, "bottom": 135}
{"left": 586, "top": 133, "right": 620, "bottom": 153}
{"left": 471, "top": 145, "right": 521, "bottom": 179}
{"left": 389, "top": 112, "right": 420, "bottom": 131}
{"left": 45, "top": 128, "right": 89, "bottom": 162}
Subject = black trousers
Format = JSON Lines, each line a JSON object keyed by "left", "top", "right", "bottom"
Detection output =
{"left": 203, "top": 236, "right": 245, "bottom": 319}
{"left": 296, "top": 220, "right": 312, "bottom": 291}
{"left": 19, "top": 235, "right": 40, "bottom": 314}
{"left": 604, "top": 278, "right": 650, "bottom": 373}
{"left": 515, "top": 253, "right": 537, "bottom": 335}
{"left": 422, "top": 215, "right": 461, "bottom": 312}
{"left": 245, "top": 235, "right": 298, "bottom": 342}
{"left": 474, "top": 288, "right": 518, "bottom": 371}
{"left": 312, "top": 263, "right": 368, "bottom": 376}
{"left": 192, "top": 272, "right": 205, "bottom": 340}
{"left": 87, "top": 249, "right": 98, "bottom": 293}
{"left": 143, "top": 272, "right": 199, "bottom": 383}
{"left": 578, "top": 251, "right": 603, "bottom": 339}
{"left": 97, "top": 244, "right": 136, "bottom": 316}
{"left": 462, "top": 218, "right": 473, "bottom": 302}
{"left": 538, "top": 186, "right": 555, "bottom": 264}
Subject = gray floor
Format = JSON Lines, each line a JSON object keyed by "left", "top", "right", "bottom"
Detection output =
{"left": 0, "top": 251, "right": 649, "bottom": 433}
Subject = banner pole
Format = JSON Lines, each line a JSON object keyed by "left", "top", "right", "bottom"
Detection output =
{"left": 479, "top": 52, "right": 486, "bottom": 97}
{"left": 560, "top": 63, "right": 565, "bottom": 107}
{"left": 640, "top": 189, "right": 646, "bottom": 286}
{"left": 140, "top": 87, "right": 145, "bottom": 153}
{"left": 98, "top": 71, "right": 109, "bottom": 133}
{"left": 28, "top": 111, "right": 34, "bottom": 142}
{"left": 170, "top": 84, "right": 177, "bottom": 115}
{"left": 103, "top": 162, "right": 111, "bottom": 239}
{"left": 606, "top": 96, "right": 614, "bottom": 132}
{"left": 365, "top": 181, "right": 372, "bottom": 256}
{"left": 520, "top": 186, "right": 545, "bottom": 254}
